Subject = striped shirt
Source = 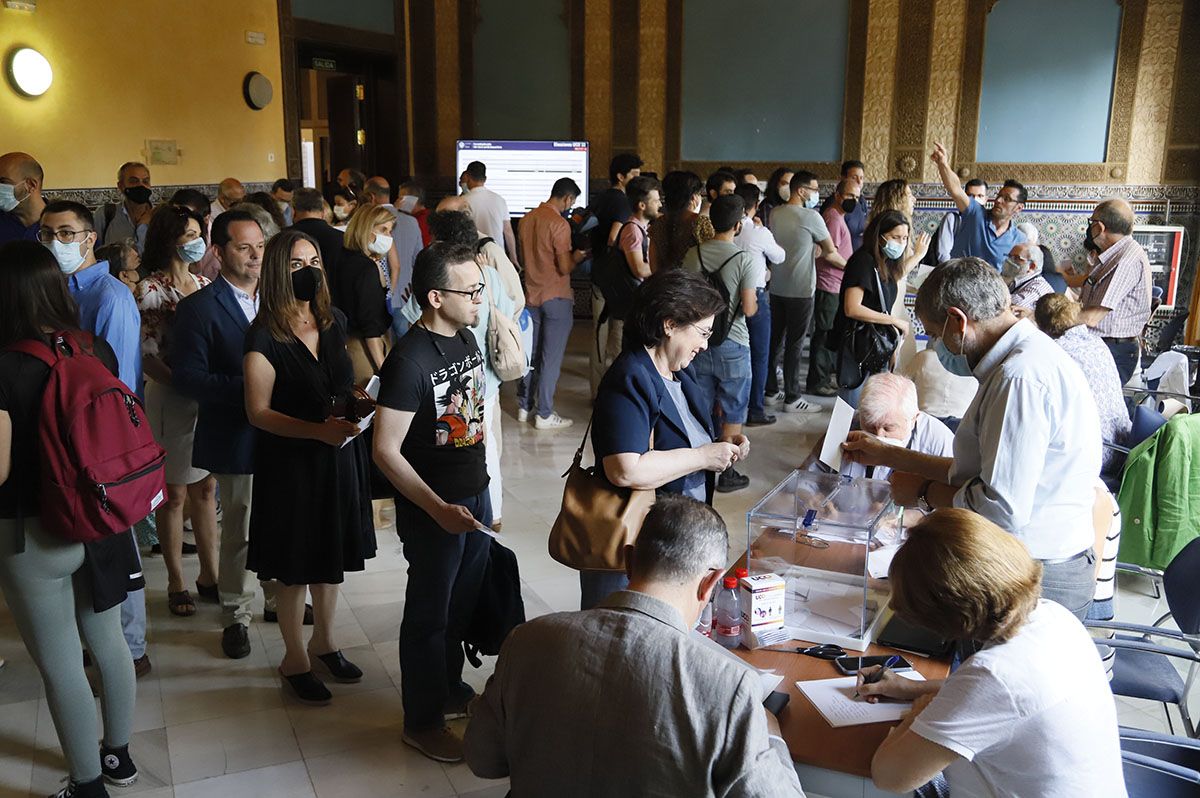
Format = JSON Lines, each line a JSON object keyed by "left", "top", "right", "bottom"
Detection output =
{"left": 1078, "top": 235, "right": 1152, "bottom": 338}
{"left": 1010, "top": 274, "right": 1055, "bottom": 310}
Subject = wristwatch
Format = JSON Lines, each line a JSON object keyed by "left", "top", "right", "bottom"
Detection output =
{"left": 917, "top": 480, "right": 934, "bottom": 514}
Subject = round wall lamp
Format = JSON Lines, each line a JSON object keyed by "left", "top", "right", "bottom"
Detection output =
{"left": 242, "top": 71, "right": 273, "bottom": 110}
{"left": 6, "top": 47, "right": 53, "bottom": 97}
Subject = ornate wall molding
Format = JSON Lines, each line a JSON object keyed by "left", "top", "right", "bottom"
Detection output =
{"left": 954, "top": 0, "right": 1147, "bottom": 184}
{"left": 1164, "top": 0, "right": 1200, "bottom": 182}
{"left": 840, "top": 0, "right": 870, "bottom": 162}
{"left": 434, "top": 0, "right": 462, "bottom": 178}
{"left": 1128, "top": 0, "right": 1183, "bottom": 184}
{"left": 923, "top": 0, "right": 967, "bottom": 176}
{"left": 51, "top": 183, "right": 275, "bottom": 209}
{"left": 582, "top": 0, "right": 612, "bottom": 173}
{"left": 638, "top": 0, "right": 668, "bottom": 172}
{"left": 888, "top": 0, "right": 934, "bottom": 182}
{"left": 860, "top": 0, "right": 900, "bottom": 178}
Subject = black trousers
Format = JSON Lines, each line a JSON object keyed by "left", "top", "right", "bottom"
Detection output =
{"left": 766, "top": 294, "right": 814, "bottom": 402}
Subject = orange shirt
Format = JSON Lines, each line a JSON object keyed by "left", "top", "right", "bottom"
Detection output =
{"left": 519, "top": 202, "right": 573, "bottom": 307}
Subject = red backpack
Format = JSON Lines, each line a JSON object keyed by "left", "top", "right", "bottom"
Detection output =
{"left": 8, "top": 331, "right": 166, "bottom": 543}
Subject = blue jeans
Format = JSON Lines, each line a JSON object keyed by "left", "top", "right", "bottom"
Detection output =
{"left": 747, "top": 288, "right": 772, "bottom": 416}
{"left": 580, "top": 570, "right": 629, "bottom": 610}
{"left": 1040, "top": 550, "right": 1096, "bottom": 621}
{"left": 396, "top": 490, "right": 492, "bottom": 731}
{"left": 518, "top": 298, "right": 574, "bottom": 418}
{"left": 1102, "top": 337, "right": 1139, "bottom": 387}
{"left": 692, "top": 339, "right": 752, "bottom": 427}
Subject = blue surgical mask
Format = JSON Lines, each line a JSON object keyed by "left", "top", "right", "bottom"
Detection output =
{"left": 805, "top": 189, "right": 820, "bottom": 209}
{"left": 177, "top": 238, "right": 208, "bottom": 264}
{"left": 933, "top": 317, "right": 973, "bottom": 377}
{"left": 0, "top": 182, "right": 24, "bottom": 212}
{"left": 881, "top": 239, "right": 906, "bottom": 260}
{"left": 49, "top": 238, "right": 88, "bottom": 275}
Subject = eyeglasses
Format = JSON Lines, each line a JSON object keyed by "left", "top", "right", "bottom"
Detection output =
{"left": 37, "top": 228, "right": 91, "bottom": 244}
{"left": 689, "top": 323, "right": 714, "bottom": 340}
{"left": 436, "top": 282, "right": 486, "bottom": 301}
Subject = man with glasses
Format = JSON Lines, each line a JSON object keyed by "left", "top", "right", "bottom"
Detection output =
{"left": 374, "top": 242, "right": 493, "bottom": 764}
{"left": 517, "top": 177, "right": 588, "bottom": 429}
{"left": 1067, "top": 198, "right": 1152, "bottom": 385}
{"left": 843, "top": 258, "right": 1101, "bottom": 621}
{"left": 40, "top": 200, "right": 151, "bottom": 675}
{"left": 0, "top": 151, "right": 47, "bottom": 245}
{"left": 930, "top": 143, "right": 1027, "bottom": 270}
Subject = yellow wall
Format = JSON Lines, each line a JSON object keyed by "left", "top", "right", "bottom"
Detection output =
{"left": 0, "top": 0, "right": 286, "bottom": 189}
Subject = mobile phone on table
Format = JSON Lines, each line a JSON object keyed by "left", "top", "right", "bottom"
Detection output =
{"left": 834, "top": 654, "right": 913, "bottom": 675}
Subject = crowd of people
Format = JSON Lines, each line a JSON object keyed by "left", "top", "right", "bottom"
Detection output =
{"left": 0, "top": 139, "right": 1158, "bottom": 797}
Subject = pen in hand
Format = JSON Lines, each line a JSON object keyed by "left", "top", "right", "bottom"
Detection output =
{"left": 855, "top": 655, "right": 901, "bottom": 698}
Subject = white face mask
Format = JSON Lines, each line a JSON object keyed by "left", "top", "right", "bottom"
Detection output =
{"left": 397, "top": 195, "right": 418, "bottom": 213}
{"left": 0, "top": 182, "right": 26, "bottom": 212}
{"left": 368, "top": 233, "right": 393, "bottom": 256}
{"left": 333, "top": 205, "right": 351, "bottom": 221}
{"left": 49, "top": 237, "right": 89, "bottom": 275}
{"left": 277, "top": 200, "right": 289, "bottom": 214}
{"left": 777, "top": 185, "right": 791, "bottom": 202}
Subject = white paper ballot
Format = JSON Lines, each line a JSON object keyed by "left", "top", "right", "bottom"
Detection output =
{"left": 818, "top": 397, "right": 855, "bottom": 472}
{"left": 796, "top": 671, "right": 927, "bottom": 727}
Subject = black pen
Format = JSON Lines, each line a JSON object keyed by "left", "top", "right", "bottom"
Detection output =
{"left": 856, "top": 655, "right": 900, "bottom": 697}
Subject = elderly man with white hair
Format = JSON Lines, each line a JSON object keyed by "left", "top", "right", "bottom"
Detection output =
{"left": 803, "top": 373, "right": 955, "bottom": 486}
{"left": 1002, "top": 241, "right": 1055, "bottom": 315}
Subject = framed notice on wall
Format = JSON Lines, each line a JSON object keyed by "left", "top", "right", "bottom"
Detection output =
{"left": 1132, "top": 225, "right": 1185, "bottom": 309}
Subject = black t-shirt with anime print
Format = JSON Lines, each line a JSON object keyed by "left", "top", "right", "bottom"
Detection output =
{"left": 377, "top": 323, "right": 489, "bottom": 501}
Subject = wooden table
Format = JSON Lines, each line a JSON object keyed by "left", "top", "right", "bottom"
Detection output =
{"left": 736, "top": 642, "right": 950, "bottom": 779}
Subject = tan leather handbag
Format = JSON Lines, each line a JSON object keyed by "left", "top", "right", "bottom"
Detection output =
{"left": 548, "top": 419, "right": 655, "bottom": 571}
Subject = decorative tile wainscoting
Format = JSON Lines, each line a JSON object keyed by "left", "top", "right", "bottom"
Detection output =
{"left": 48, "top": 183, "right": 277, "bottom": 209}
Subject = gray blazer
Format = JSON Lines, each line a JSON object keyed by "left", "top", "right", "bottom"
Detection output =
{"left": 464, "top": 591, "right": 805, "bottom": 797}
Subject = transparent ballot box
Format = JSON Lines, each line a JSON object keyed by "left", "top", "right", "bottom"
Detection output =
{"left": 746, "top": 469, "right": 897, "bottom": 651}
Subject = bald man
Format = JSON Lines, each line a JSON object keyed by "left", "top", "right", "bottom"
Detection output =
{"left": 0, "top": 151, "right": 47, "bottom": 244}
{"left": 1073, "top": 198, "right": 1152, "bottom": 384}
{"left": 210, "top": 178, "right": 246, "bottom": 219}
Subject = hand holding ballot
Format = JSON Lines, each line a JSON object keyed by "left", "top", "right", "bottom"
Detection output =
{"left": 841, "top": 429, "right": 902, "bottom": 468}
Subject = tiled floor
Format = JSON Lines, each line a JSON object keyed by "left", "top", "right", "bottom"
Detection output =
{"left": 0, "top": 323, "right": 1192, "bottom": 796}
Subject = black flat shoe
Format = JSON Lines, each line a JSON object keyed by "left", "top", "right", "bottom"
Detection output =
{"left": 310, "top": 650, "right": 363, "bottom": 683}
{"left": 279, "top": 669, "right": 332, "bottom": 705}
{"left": 745, "top": 413, "right": 777, "bottom": 427}
{"left": 195, "top": 581, "right": 218, "bottom": 603}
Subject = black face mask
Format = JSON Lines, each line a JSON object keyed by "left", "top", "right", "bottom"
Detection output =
{"left": 123, "top": 185, "right": 152, "bottom": 205}
{"left": 291, "top": 266, "right": 322, "bottom": 302}
{"left": 1082, "top": 223, "right": 1100, "bottom": 253}
{"left": 841, "top": 197, "right": 858, "bottom": 214}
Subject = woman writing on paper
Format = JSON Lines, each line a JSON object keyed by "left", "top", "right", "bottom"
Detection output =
{"left": 860, "top": 509, "right": 1125, "bottom": 798}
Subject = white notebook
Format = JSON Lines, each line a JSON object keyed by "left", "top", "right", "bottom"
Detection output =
{"left": 796, "top": 671, "right": 926, "bottom": 728}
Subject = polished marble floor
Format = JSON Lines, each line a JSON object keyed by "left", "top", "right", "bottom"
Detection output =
{"left": 0, "top": 324, "right": 1188, "bottom": 797}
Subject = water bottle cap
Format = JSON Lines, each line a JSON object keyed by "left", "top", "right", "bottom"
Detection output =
{"left": 735, "top": 567, "right": 749, "bottom": 578}
{"left": 722, "top": 576, "right": 738, "bottom": 589}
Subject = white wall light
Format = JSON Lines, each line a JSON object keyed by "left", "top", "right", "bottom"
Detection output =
{"left": 7, "top": 47, "right": 53, "bottom": 97}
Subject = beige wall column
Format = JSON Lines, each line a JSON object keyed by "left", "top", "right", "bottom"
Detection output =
{"left": 434, "top": 0, "right": 462, "bottom": 178}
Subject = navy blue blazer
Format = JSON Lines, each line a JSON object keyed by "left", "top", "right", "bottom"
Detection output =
{"left": 171, "top": 277, "right": 256, "bottom": 474}
{"left": 592, "top": 347, "right": 717, "bottom": 503}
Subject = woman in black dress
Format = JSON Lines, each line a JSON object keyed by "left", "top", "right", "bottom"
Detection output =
{"left": 831, "top": 210, "right": 915, "bottom": 407}
{"left": 243, "top": 229, "right": 376, "bottom": 706}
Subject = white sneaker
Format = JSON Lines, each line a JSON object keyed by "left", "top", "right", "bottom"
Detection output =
{"left": 764, "top": 390, "right": 785, "bottom": 407}
{"left": 782, "top": 396, "right": 822, "bottom": 414}
{"left": 516, "top": 408, "right": 529, "bottom": 423}
{"left": 534, "top": 413, "right": 574, "bottom": 430}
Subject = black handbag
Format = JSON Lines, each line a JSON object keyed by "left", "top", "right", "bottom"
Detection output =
{"left": 837, "top": 267, "right": 900, "bottom": 390}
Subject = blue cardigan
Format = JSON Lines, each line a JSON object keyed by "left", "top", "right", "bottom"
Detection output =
{"left": 170, "top": 277, "right": 257, "bottom": 474}
{"left": 592, "top": 347, "right": 717, "bottom": 503}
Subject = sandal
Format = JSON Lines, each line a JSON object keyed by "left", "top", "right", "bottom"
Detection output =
{"left": 167, "top": 590, "right": 196, "bottom": 617}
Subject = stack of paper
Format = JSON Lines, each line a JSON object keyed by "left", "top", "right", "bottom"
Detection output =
{"left": 796, "top": 671, "right": 926, "bottom": 727}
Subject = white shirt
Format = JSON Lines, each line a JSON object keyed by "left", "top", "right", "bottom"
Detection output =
{"left": 911, "top": 601, "right": 1126, "bottom": 798}
{"left": 220, "top": 275, "right": 259, "bottom": 322}
{"left": 838, "top": 412, "right": 955, "bottom": 481}
{"left": 734, "top": 213, "right": 786, "bottom": 289}
{"left": 936, "top": 211, "right": 960, "bottom": 264}
{"left": 949, "top": 320, "right": 1101, "bottom": 560}
{"left": 466, "top": 186, "right": 511, "bottom": 245}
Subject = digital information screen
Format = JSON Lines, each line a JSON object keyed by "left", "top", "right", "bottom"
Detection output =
{"left": 1132, "top": 225, "right": 1186, "bottom": 308}
{"left": 456, "top": 140, "right": 589, "bottom": 217}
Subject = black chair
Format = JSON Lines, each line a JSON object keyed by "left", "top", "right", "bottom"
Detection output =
{"left": 1088, "top": 537, "right": 1200, "bottom": 737}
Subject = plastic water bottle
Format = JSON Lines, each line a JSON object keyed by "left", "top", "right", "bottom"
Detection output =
{"left": 695, "top": 599, "right": 713, "bottom": 637}
{"left": 713, "top": 576, "right": 742, "bottom": 648}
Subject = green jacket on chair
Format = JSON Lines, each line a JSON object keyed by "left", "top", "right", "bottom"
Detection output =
{"left": 1117, "top": 413, "right": 1200, "bottom": 570}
